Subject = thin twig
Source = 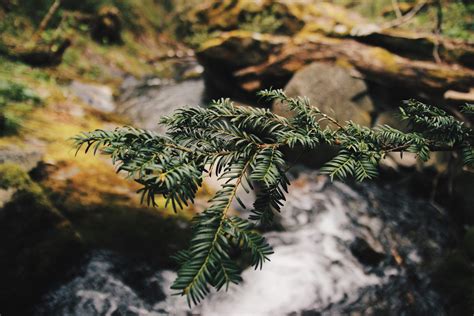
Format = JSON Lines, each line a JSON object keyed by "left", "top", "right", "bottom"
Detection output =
{"left": 33, "top": 0, "right": 62, "bottom": 41}
{"left": 382, "top": 0, "right": 427, "bottom": 29}
{"left": 391, "top": 0, "right": 403, "bottom": 18}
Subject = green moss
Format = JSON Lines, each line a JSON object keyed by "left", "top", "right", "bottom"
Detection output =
{"left": 0, "top": 79, "right": 42, "bottom": 135}
{"left": 0, "top": 163, "right": 34, "bottom": 190}
{"left": 240, "top": 6, "right": 284, "bottom": 34}
{"left": 370, "top": 47, "right": 399, "bottom": 73}
{"left": 0, "top": 79, "right": 41, "bottom": 104}
{"left": 332, "top": 1, "right": 473, "bottom": 41}
{"left": 65, "top": 204, "right": 191, "bottom": 267}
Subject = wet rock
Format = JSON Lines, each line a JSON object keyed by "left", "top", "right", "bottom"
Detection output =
{"left": 451, "top": 170, "right": 474, "bottom": 225}
{"left": 350, "top": 237, "right": 386, "bottom": 267}
{"left": 70, "top": 80, "right": 115, "bottom": 113}
{"left": 432, "top": 251, "right": 474, "bottom": 315}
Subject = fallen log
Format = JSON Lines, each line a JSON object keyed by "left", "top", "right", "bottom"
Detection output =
{"left": 197, "top": 31, "right": 474, "bottom": 102}
{"left": 352, "top": 29, "right": 474, "bottom": 68}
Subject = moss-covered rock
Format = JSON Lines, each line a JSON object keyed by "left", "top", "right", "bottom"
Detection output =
{"left": 198, "top": 30, "right": 286, "bottom": 70}
{"left": 178, "top": 0, "right": 305, "bottom": 39}
{"left": 39, "top": 158, "right": 195, "bottom": 267}
{"left": 0, "top": 163, "right": 84, "bottom": 314}
{"left": 197, "top": 30, "right": 287, "bottom": 100}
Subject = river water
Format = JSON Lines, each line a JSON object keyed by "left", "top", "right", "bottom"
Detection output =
{"left": 36, "top": 76, "right": 451, "bottom": 315}
{"left": 36, "top": 171, "right": 450, "bottom": 315}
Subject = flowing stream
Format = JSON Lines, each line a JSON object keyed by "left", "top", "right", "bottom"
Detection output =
{"left": 36, "top": 77, "right": 451, "bottom": 315}
{"left": 36, "top": 171, "right": 450, "bottom": 315}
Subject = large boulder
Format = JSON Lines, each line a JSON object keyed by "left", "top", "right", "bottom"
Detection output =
{"left": 273, "top": 62, "right": 374, "bottom": 127}
{"left": 70, "top": 80, "right": 115, "bottom": 113}
{"left": 117, "top": 78, "right": 206, "bottom": 133}
{"left": 272, "top": 62, "right": 374, "bottom": 168}
{"left": 0, "top": 163, "right": 84, "bottom": 314}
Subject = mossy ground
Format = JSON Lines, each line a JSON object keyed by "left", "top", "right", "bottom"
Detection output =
{"left": 0, "top": 2, "right": 205, "bottom": 311}
{"left": 0, "top": 51, "right": 198, "bottom": 258}
{"left": 0, "top": 0, "right": 185, "bottom": 211}
{"left": 334, "top": 0, "right": 473, "bottom": 42}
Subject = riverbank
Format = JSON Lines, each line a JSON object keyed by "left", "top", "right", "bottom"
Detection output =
{"left": 1, "top": 1, "right": 473, "bottom": 314}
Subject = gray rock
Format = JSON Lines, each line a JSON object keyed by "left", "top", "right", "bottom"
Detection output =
{"left": 117, "top": 79, "right": 206, "bottom": 132}
{"left": 70, "top": 81, "right": 115, "bottom": 113}
{"left": 0, "top": 145, "right": 44, "bottom": 171}
{"left": 273, "top": 62, "right": 374, "bottom": 127}
{"left": 273, "top": 62, "right": 374, "bottom": 168}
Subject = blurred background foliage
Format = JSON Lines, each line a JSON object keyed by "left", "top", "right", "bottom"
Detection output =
{"left": 334, "top": 0, "right": 473, "bottom": 41}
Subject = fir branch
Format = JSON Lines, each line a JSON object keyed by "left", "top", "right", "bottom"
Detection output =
{"left": 74, "top": 89, "right": 473, "bottom": 306}
{"left": 171, "top": 158, "right": 253, "bottom": 306}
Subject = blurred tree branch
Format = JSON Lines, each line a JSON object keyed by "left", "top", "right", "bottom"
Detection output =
{"left": 33, "top": 0, "right": 62, "bottom": 41}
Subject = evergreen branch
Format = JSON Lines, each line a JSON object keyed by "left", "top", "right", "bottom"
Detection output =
{"left": 171, "top": 158, "right": 253, "bottom": 306}
{"left": 226, "top": 216, "right": 274, "bottom": 269}
{"left": 320, "top": 152, "right": 355, "bottom": 181}
{"left": 462, "top": 104, "right": 474, "bottom": 115}
{"left": 74, "top": 89, "right": 473, "bottom": 307}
